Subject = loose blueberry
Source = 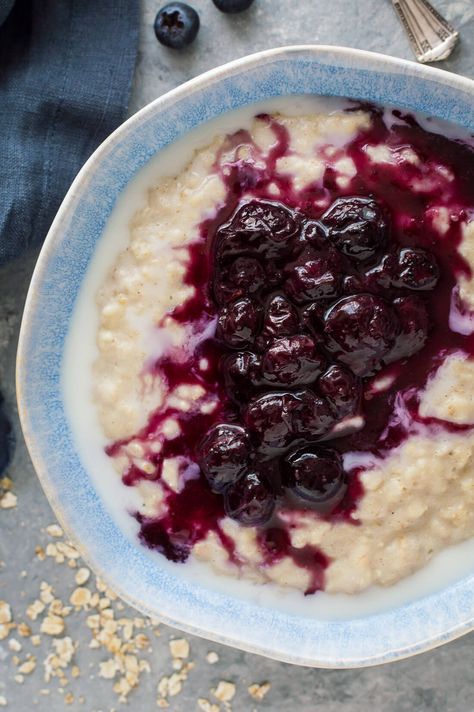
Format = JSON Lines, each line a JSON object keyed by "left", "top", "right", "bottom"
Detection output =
{"left": 386, "top": 296, "right": 429, "bottom": 362}
{"left": 285, "top": 447, "right": 346, "bottom": 506}
{"left": 263, "top": 294, "right": 300, "bottom": 338}
{"left": 261, "top": 335, "right": 325, "bottom": 386}
{"left": 197, "top": 424, "right": 250, "bottom": 493}
{"left": 0, "top": 405, "right": 12, "bottom": 474}
{"left": 217, "top": 201, "right": 300, "bottom": 260}
{"left": 216, "top": 298, "right": 262, "bottom": 348}
{"left": 244, "top": 392, "right": 297, "bottom": 452}
{"left": 154, "top": 3, "right": 200, "bottom": 49}
{"left": 322, "top": 196, "right": 389, "bottom": 262}
{"left": 224, "top": 470, "right": 275, "bottom": 527}
{"left": 222, "top": 351, "right": 261, "bottom": 402}
{"left": 323, "top": 294, "right": 399, "bottom": 376}
{"left": 319, "top": 364, "right": 361, "bottom": 419}
{"left": 391, "top": 248, "right": 440, "bottom": 291}
{"left": 212, "top": 0, "right": 255, "bottom": 12}
{"left": 285, "top": 248, "right": 341, "bottom": 303}
{"left": 292, "top": 390, "right": 334, "bottom": 440}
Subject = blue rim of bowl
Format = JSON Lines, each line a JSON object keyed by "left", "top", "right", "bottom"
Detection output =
{"left": 16, "top": 45, "right": 474, "bottom": 668}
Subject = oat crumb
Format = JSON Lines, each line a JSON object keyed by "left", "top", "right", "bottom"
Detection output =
{"left": 0, "top": 695, "right": 6, "bottom": 706}
{"left": 8, "top": 638, "right": 22, "bottom": 652}
{"left": 248, "top": 682, "right": 271, "bottom": 701}
{"left": 70, "top": 587, "right": 92, "bottom": 608}
{"left": 75, "top": 568, "right": 91, "bottom": 585}
{"left": 206, "top": 651, "right": 219, "bottom": 664}
{"left": 17, "top": 623, "right": 32, "bottom": 637}
{"left": 0, "top": 600, "right": 12, "bottom": 624}
{"left": 46, "top": 524, "right": 64, "bottom": 537}
{"left": 213, "top": 680, "right": 236, "bottom": 702}
{"left": 40, "top": 615, "right": 64, "bottom": 636}
{"left": 18, "top": 657, "right": 37, "bottom": 674}
{"left": 169, "top": 638, "right": 189, "bottom": 659}
{"left": 64, "top": 692, "right": 74, "bottom": 705}
{"left": 0, "top": 491, "right": 17, "bottom": 509}
{"left": 198, "top": 699, "right": 220, "bottom": 712}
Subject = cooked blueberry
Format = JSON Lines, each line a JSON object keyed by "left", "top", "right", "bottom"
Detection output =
{"left": 300, "top": 301, "right": 326, "bottom": 334}
{"left": 391, "top": 248, "right": 440, "bottom": 290}
{"left": 154, "top": 3, "right": 200, "bottom": 49}
{"left": 386, "top": 296, "right": 429, "bottom": 362}
{"left": 261, "top": 335, "right": 325, "bottom": 386}
{"left": 319, "top": 364, "right": 361, "bottom": 419}
{"left": 213, "top": 256, "right": 265, "bottom": 305}
{"left": 217, "top": 201, "right": 300, "bottom": 260}
{"left": 292, "top": 390, "right": 334, "bottom": 439}
{"left": 222, "top": 351, "right": 261, "bottom": 402}
{"left": 300, "top": 220, "right": 328, "bottom": 248}
{"left": 197, "top": 424, "right": 250, "bottom": 493}
{"left": 263, "top": 294, "right": 300, "bottom": 338}
{"left": 323, "top": 294, "right": 399, "bottom": 376}
{"left": 217, "top": 298, "right": 262, "bottom": 348}
{"left": 224, "top": 470, "right": 275, "bottom": 526}
{"left": 244, "top": 392, "right": 297, "bottom": 451}
{"left": 285, "top": 248, "right": 341, "bottom": 303}
{"left": 322, "top": 196, "right": 389, "bottom": 261}
{"left": 285, "top": 447, "right": 346, "bottom": 506}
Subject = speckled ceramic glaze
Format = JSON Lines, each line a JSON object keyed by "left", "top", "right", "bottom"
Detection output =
{"left": 17, "top": 46, "right": 474, "bottom": 668}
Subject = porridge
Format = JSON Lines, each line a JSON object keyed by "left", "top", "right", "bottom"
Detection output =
{"left": 92, "top": 100, "right": 474, "bottom": 596}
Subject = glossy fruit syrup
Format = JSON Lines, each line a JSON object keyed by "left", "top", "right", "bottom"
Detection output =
{"left": 107, "top": 104, "right": 474, "bottom": 593}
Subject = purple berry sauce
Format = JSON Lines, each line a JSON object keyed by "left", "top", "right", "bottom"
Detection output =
{"left": 106, "top": 104, "right": 474, "bottom": 594}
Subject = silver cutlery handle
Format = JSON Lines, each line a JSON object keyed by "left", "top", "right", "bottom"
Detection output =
{"left": 391, "top": 0, "right": 459, "bottom": 63}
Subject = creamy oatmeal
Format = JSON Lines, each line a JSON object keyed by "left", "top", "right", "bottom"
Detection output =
{"left": 92, "top": 101, "right": 474, "bottom": 596}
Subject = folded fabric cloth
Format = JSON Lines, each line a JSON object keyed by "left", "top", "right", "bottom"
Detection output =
{"left": 0, "top": 0, "right": 139, "bottom": 265}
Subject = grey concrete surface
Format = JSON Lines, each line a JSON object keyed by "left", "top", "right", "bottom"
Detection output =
{"left": 1, "top": 0, "right": 474, "bottom": 710}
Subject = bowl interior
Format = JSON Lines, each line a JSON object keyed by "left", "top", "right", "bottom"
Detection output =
{"left": 17, "top": 46, "right": 474, "bottom": 667}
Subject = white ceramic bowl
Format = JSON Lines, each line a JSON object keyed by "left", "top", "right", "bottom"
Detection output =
{"left": 17, "top": 46, "right": 474, "bottom": 668}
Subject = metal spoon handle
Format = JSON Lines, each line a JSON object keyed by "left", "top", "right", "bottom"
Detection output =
{"left": 391, "top": 0, "right": 459, "bottom": 63}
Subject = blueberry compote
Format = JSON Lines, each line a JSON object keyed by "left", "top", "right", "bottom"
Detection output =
{"left": 108, "top": 105, "right": 474, "bottom": 594}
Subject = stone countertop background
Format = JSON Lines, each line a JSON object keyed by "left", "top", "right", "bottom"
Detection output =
{"left": 1, "top": 0, "right": 474, "bottom": 710}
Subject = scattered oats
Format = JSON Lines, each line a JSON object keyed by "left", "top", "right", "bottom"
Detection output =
{"left": 169, "top": 638, "right": 189, "bottom": 659}
{"left": 0, "top": 624, "right": 13, "bottom": 640}
{"left": 134, "top": 633, "right": 149, "bottom": 650}
{"left": 78, "top": 696, "right": 85, "bottom": 704}
{"left": 31, "top": 635, "right": 41, "bottom": 646}
{"left": 0, "top": 601, "right": 12, "bottom": 624}
{"left": 157, "top": 676, "right": 170, "bottom": 698}
{"left": 113, "top": 676, "right": 133, "bottom": 702}
{"left": 40, "top": 615, "right": 64, "bottom": 636}
{"left": 12, "top": 655, "right": 20, "bottom": 665}
{"left": 18, "top": 657, "right": 36, "bottom": 674}
{"left": 64, "top": 692, "right": 74, "bottom": 705}
{"left": 8, "top": 638, "right": 22, "bottom": 652}
{"left": 54, "top": 636, "right": 75, "bottom": 661}
{"left": 46, "top": 524, "right": 63, "bottom": 537}
{"left": 39, "top": 689, "right": 50, "bottom": 696}
{"left": 248, "top": 682, "right": 271, "bottom": 701}
{"left": 67, "top": 559, "right": 77, "bottom": 569}
{"left": 167, "top": 672, "right": 182, "bottom": 697}
{"left": 86, "top": 614, "right": 100, "bottom": 630}
{"left": 17, "top": 623, "right": 31, "bottom": 637}
{"left": 35, "top": 546, "right": 46, "bottom": 561}
{"left": 20, "top": 570, "right": 27, "bottom": 578}
{"left": 75, "top": 567, "right": 90, "bottom": 585}
{"left": 99, "top": 659, "right": 117, "bottom": 679}
{"left": 139, "top": 660, "right": 151, "bottom": 673}
{"left": 0, "top": 491, "right": 17, "bottom": 508}
{"left": 206, "top": 651, "right": 219, "bottom": 664}
{"left": 0, "top": 476, "right": 13, "bottom": 489}
{"left": 26, "top": 599, "right": 45, "bottom": 620}
{"left": 157, "top": 700, "right": 169, "bottom": 709}
{"left": 40, "top": 582, "right": 55, "bottom": 604}
{"left": 56, "top": 541, "right": 79, "bottom": 559}
{"left": 0, "top": 696, "right": 6, "bottom": 707}
{"left": 96, "top": 577, "right": 107, "bottom": 593}
{"left": 71, "top": 665, "right": 80, "bottom": 678}
{"left": 14, "top": 674, "right": 24, "bottom": 684}
{"left": 70, "top": 587, "right": 91, "bottom": 608}
{"left": 98, "top": 597, "right": 110, "bottom": 610}
{"left": 198, "top": 699, "right": 220, "bottom": 712}
{"left": 213, "top": 680, "right": 236, "bottom": 703}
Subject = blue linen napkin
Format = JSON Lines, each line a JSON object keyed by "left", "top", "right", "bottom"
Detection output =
{"left": 0, "top": 0, "right": 139, "bottom": 265}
